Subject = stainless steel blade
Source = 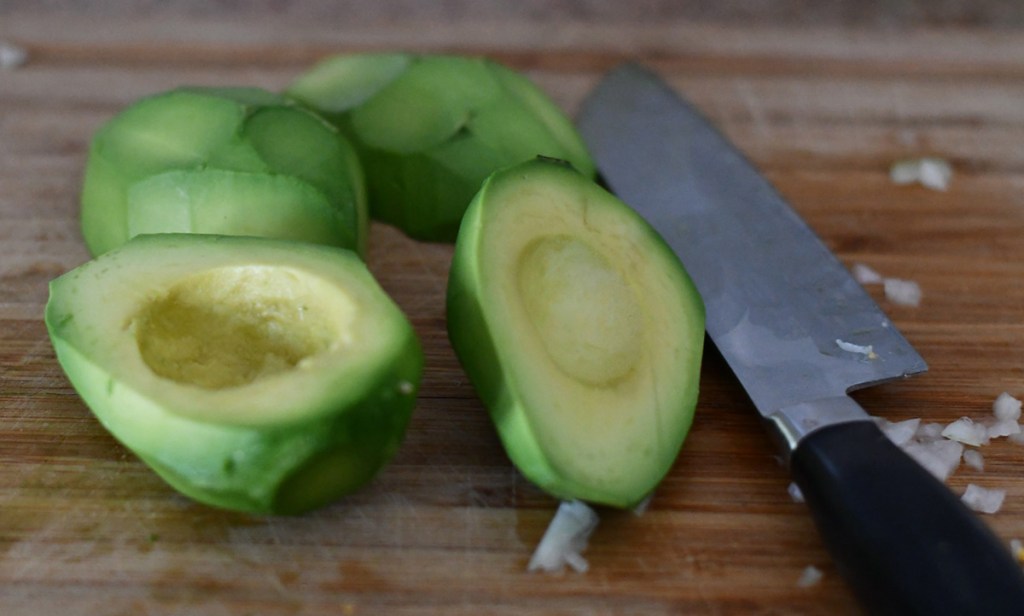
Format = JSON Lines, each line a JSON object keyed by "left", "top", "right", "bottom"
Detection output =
{"left": 577, "top": 64, "right": 927, "bottom": 452}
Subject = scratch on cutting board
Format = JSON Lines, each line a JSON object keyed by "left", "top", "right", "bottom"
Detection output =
{"left": 409, "top": 238, "right": 450, "bottom": 298}
{"left": 732, "top": 79, "right": 771, "bottom": 140}
{"left": 376, "top": 232, "right": 450, "bottom": 316}
{"left": 7, "top": 335, "right": 57, "bottom": 392}
{"left": 888, "top": 81, "right": 917, "bottom": 146}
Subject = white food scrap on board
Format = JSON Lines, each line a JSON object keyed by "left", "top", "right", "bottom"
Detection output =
{"left": 850, "top": 263, "right": 922, "bottom": 307}
{"left": 994, "top": 392, "right": 1023, "bottom": 422}
{"left": 867, "top": 392, "right": 1022, "bottom": 515}
{"left": 902, "top": 438, "right": 964, "bottom": 482}
{"left": 961, "top": 484, "right": 1006, "bottom": 514}
{"left": 528, "top": 500, "right": 599, "bottom": 574}
{"left": 890, "top": 158, "right": 953, "bottom": 191}
{"left": 962, "top": 449, "right": 985, "bottom": 472}
{"left": 877, "top": 417, "right": 920, "bottom": 448}
{"left": 882, "top": 278, "right": 922, "bottom": 307}
{"left": 631, "top": 494, "right": 653, "bottom": 516}
{"left": 796, "top": 565, "right": 824, "bottom": 588}
{"left": 988, "top": 418, "right": 1022, "bottom": 439}
{"left": 942, "top": 417, "right": 990, "bottom": 448}
{"left": 1011, "top": 539, "right": 1024, "bottom": 565}
{"left": 0, "top": 41, "right": 27, "bottom": 70}
{"left": 852, "top": 263, "right": 884, "bottom": 285}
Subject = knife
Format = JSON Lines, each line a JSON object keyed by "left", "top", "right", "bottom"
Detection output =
{"left": 576, "top": 64, "right": 1024, "bottom": 614}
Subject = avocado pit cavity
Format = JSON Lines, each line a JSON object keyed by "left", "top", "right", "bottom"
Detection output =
{"left": 134, "top": 265, "right": 354, "bottom": 389}
{"left": 517, "top": 234, "right": 642, "bottom": 387}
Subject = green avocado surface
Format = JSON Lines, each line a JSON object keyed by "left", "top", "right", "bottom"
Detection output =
{"left": 81, "top": 87, "right": 368, "bottom": 257}
{"left": 286, "top": 53, "right": 596, "bottom": 242}
{"left": 446, "top": 159, "right": 705, "bottom": 508}
{"left": 45, "top": 234, "right": 422, "bottom": 514}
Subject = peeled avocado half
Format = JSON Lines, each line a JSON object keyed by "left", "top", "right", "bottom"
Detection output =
{"left": 287, "top": 53, "right": 596, "bottom": 242}
{"left": 447, "top": 159, "right": 705, "bottom": 508}
{"left": 80, "top": 87, "right": 368, "bottom": 257}
{"left": 45, "top": 234, "right": 422, "bottom": 514}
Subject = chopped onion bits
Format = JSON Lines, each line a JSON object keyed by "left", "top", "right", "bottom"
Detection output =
{"left": 883, "top": 278, "right": 922, "bottom": 307}
{"left": 797, "top": 565, "right": 824, "bottom": 588}
{"left": 961, "top": 484, "right": 1006, "bottom": 514}
{"left": 963, "top": 449, "right": 985, "bottom": 472}
{"left": 994, "top": 392, "right": 1023, "bottom": 422}
{"left": 877, "top": 417, "right": 920, "bottom": 448}
{"left": 852, "top": 263, "right": 884, "bottom": 285}
{"left": 0, "top": 41, "right": 27, "bottom": 70}
{"left": 890, "top": 158, "right": 953, "bottom": 191}
{"left": 942, "top": 417, "right": 989, "bottom": 448}
{"left": 528, "top": 500, "right": 599, "bottom": 574}
{"left": 850, "top": 262, "right": 922, "bottom": 307}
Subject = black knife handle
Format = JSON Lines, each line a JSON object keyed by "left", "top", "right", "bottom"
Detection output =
{"left": 790, "top": 420, "right": 1024, "bottom": 615}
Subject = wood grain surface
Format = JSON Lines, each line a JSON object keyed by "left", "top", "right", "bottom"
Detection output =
{"left": 3, "top": 4, "right": 1024, "bottom": 614}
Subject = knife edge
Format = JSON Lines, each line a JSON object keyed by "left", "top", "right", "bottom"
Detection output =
{"left": 576, "top": 62, "right": 1024, "bottom": 615}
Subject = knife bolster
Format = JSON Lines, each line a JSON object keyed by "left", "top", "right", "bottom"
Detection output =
{"left": 766, "top": 395, "right": 871, "bottom": 464}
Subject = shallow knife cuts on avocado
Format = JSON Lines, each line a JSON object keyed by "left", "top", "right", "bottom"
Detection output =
{"left": 576, "top": 63, "right": 1024, "bottom": 614}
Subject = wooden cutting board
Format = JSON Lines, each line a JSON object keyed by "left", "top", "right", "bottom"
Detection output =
{"left": 3, "top": 8, "right": 1024, "bottom": 614}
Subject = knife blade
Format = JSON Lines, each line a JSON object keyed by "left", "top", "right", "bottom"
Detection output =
{"left": 577, "top": 63, "right": 1024, "bottom": 615}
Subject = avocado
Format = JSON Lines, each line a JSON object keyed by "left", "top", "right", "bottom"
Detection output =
{"left": 446, "top": 159, "right": 705, "bottom": 508}
{"left": 286, "top": 53, "right": 596, "bottom": 242}
{"left": 45, "top": 234, "right": 422, "bottom": 514}
{"left": 81, "top": 87, "right": 368, "bottom": 257}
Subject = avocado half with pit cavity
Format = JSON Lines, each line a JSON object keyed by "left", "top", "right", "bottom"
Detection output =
{"left": 45, "top": 234, "right": 421, "bottom": 514}
{"left": 446, "top": 159, "right": 705, "bottom": 508}
{"left": 286, "top": 53, "right": 596, "bottom": 242}
{"left": 81, "top": 87, "right": 368, "bottom": 257}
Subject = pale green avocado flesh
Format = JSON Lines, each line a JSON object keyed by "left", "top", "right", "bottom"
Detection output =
{"left": 81, "top": 87, "right": 368, "bottom": 257}
{"left": 45, "top": 234, "right": 422, "bottom": 514}
{"left": 286, "top": 53, "right": 597, "bottom": 242}
{"left": 446, "top": 159, "right": 705, "bottom": 508}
